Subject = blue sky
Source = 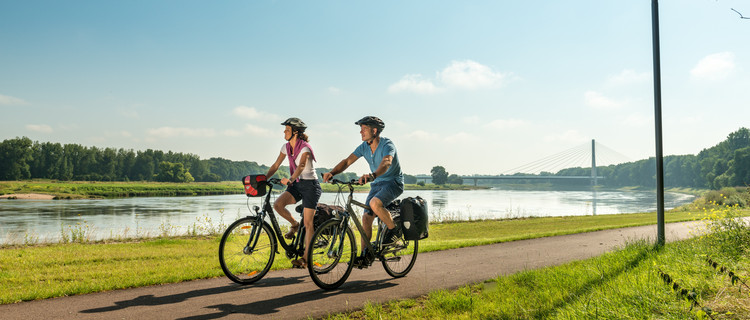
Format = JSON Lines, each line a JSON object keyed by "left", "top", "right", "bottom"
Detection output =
{"left": 1, "top": 1, "right": 749, "bottom": 175}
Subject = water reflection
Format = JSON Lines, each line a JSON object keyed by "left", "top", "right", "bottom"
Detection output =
{"left": 430, "top": 191, "right": 448, "bottom": 212}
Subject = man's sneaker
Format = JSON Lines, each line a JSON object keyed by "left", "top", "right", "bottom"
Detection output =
{"left": 381, "top": 225, "right": 402, "bottom": 246}
{"left": 349, "top": 255, "right": 363, "bottom": 268}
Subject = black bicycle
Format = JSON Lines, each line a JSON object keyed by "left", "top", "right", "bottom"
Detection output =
{"left": 306, "top": 179, "right": 419, "bottom": 290}
{"left": 219, "top": 177, "right": 308, "bottom": 284}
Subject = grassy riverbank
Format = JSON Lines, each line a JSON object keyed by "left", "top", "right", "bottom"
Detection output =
{"left": 330, "top": 207, "right": 750, "bottom": 319}
{"left": 0, "top": 208, "right": 722, "bottom": 305}
{"left": 335, "top": 236, "right": 750, "bottom": 319}
{"left": 0, "top": 180, "right": 241, "bottom": 199}
{"left": 0, "top": 180, "right": 486, "bottom": 199}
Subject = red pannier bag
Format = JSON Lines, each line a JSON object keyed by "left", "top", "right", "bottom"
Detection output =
{"left": 242, "top": 174, "right": 268, "bottom": 197}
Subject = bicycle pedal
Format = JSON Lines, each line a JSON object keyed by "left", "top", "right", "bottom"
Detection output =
{"left": 356, "top": 263, "right": 371, "bottom": 269}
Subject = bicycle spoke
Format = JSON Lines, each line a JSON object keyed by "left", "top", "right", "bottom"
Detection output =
{"left": 382, "top": 238, "right": 418, "bottom": 278}
{"left": 219, "top": 218, "right": 276, "bottom": 284}
{"left": 307, "top": 220, "right": 355, "bottom": 290}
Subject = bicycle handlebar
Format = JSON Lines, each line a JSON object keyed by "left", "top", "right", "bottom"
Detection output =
{"left": 330, "top": 178, "right": 362, "bottom": 186}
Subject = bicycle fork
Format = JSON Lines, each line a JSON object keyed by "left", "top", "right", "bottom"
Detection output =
{"left": 326, "top": 216, "right": 350, "bottom": 259}
{"left": 243, "top": 215, "right": 265, "bottom": 254}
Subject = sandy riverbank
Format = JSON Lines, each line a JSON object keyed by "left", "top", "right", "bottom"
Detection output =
{"left": 0, "top": 193, "right": 56, "bottom": 200}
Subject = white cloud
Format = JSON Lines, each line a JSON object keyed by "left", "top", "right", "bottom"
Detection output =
{"left": 607, "top": 69, "right": 650, "bottom": 86}
{"left": 232, "top": 106, "right": 281, "bottom": 121}
{"left": 244, "top": 124, "right": 273, "bottom": 137}
{"left": 328, "top": 86, "right": 342, "bottom": 94}
{"left": 406, "top": 130, "right": 439, "bottom": 141}
{"left": 438, "top": 60, "right": 507, "bottom": 90}
{"left": 387, "top": 74, "right": 441, "bottom": 94}
{"left": 584, "top": 91, "right": 623, "bottom": 110}
{"left": 544, "top": 130, "right": 588, "bottom": 143}
{"left": 691, "top": 52, "right": 735, "bottom": 81}
{"left": 223, "top": 129, "right": 243, "bottom": 137}
{"left": 388, "top": 60, "right": 509, "bottom": 94}
{"left": 621, "top": 113, "right": 652, "bottom": 127}
{"left": 485, "top": 118, "right": 528, "bottom": 130}
{"left": 25, "top": 124, "right": 53, "bottom": 133}
{"left": 0, "top": 94, "right": 29, "bottom": 106}
{"left": 147, "top": 127, "right": 217, "bottom": 138}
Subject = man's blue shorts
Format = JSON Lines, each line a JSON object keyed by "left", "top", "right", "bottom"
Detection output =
{"left": 364, "top": 179, "right": 404, "bottom": 215}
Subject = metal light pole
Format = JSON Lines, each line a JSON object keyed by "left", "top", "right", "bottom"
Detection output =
{"left": 652, "top": 0, "right": 666, "bottom": 246}
{"left": 591, "top": 139, "right": 597, "bottom": 186}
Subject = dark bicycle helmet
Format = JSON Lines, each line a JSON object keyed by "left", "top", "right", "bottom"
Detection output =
{"left": 281, "top": 117, "right": 307, "bottom": 132}
{"left": 354, "top": 116, "right": 385, "bottom": 130}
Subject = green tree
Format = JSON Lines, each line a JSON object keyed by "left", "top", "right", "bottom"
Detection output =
{"left": 431, "top": 166, "right": 448, "bottom": 185}
{"left": 447, "top": 174, "right": 463, "bottom": 185}
{"left": 404, "top": 174, "right": 417, "bottom": 184}
{"left": 132, "top": 150, "right": 155, "bottom": 181}
{"left": 729, "top": 147, "right": 750, "bottom": 186}
{"left": 0, "top": 137, "right": 33, "bottom": 180}
{"left": 154, "top": 161, "right": 195, "bottom": 183}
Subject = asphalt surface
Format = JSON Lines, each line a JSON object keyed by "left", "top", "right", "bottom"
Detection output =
{"left": 0, "top": 221, "right": 701, "bottom": 320}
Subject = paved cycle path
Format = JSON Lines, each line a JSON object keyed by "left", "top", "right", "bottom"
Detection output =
{"left": 1, "top": 221, "right": 701, "bottom": 320}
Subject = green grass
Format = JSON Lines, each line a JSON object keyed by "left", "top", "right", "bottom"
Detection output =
{"left": 0, "top": 208, "right": 716, "bottom": 304}
{"left": 0, "top": 180, "right": 242, "bottom": 199}
{"left": 335, "top": 237, "right": 750, "bottom": 319}
{"left": 327, "top": 205, "right": 750, "bottom": 320}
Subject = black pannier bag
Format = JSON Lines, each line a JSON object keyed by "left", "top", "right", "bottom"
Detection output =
{"left": 399, "top": 196, "right": 429, "bottom": 240}
{"left": 242, "top": 174, "right": 267, "bottom": 197}
{"left": 314, "top": 203, "right": 343, "bottom": 231}
{"left": 296, "top": 203, "right": 343, "bottom": 234}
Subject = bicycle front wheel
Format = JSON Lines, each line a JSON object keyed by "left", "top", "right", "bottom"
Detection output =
{"left": 307, "top": 219, "right": 356, "bottom": 290}
{"left": 219, "top": 217, "right": 276, "bottom": 284}
{"left": 382, "top": 238, "right": 418, "bottom": 278}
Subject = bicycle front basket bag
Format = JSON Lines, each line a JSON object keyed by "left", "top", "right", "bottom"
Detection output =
{"left": 399, "top": 196, "right": 429, "bottom": 240}
{"left": 242, "top": 174, "right": 268, "bottom": 197}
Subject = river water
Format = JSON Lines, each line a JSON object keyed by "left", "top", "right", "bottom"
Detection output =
{"left": 0, "top": 188, "right": 694, "bottom": 244}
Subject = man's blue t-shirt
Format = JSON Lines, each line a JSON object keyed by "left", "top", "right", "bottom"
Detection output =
{"left": 352, "top": 137, "right": 403, "bottom": 185}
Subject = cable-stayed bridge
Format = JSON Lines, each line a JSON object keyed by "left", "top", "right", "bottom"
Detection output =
{"left": 415, "top": 140, "right": 631, "bottom": 186}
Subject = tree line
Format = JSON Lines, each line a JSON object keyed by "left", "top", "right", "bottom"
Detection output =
{"left": 555, "top": 127, "right": 750, "bottom": 189}
{"left": 0, "top": 137, "right": 265, "bottom": 182}
{"left": 0, "top": 137, "right": 369, "bottom": 183}
{"left": 3, "top": 127, "right": 749, "bottom": 188}
{"left": 425, "top": 127, "right": 750, "bottom": 190}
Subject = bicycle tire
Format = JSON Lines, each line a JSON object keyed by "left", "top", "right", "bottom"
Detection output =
{"left": 219, "top": 217, "right": 276, "bottom": 284}
{"left": 307, "top": 219, "right": 356, "bottom": 290}
{"left": 381, "top": 238, "right": 418, "bottom": 278}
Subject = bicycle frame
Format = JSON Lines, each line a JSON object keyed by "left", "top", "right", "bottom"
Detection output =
{"left": 332, "top": 180, "right": 380, "bottom": 257}
{"left": 246, "top": 179, "right": 304, "bottom": 258}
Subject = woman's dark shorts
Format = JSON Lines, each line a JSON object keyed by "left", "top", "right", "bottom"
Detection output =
{"left": 286, "top": 179, "right": 322, "bottom": 210}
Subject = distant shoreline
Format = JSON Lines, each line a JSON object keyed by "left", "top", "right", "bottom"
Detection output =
{"left": 0, "top": 180, "right": 489, "bottom": 200}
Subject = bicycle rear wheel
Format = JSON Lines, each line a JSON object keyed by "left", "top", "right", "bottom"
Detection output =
{"left": 381, "top": 238, "right": 418, "bottom": 278}
{"left": 307, "top": 219, "right": 356, "bottom": 290}
{"left": 219, "top": 217, "right": 276, "bottom": 284}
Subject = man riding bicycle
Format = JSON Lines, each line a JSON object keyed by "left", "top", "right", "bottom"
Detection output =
{"left": 322, "top": 116, "right": 403, "bottom": 266}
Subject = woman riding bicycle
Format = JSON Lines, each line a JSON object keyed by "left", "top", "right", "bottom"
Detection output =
{"left": 265, "top": 117, "right": 322, "bottom": 268}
